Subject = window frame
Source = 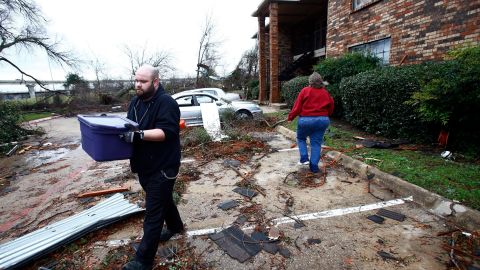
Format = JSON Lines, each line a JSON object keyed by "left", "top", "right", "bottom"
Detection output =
{"left": 351, "top": 0, "right": 381, "bottom": 11}
{"left": 349, "top": 37, "right": 392, "bottom": 65}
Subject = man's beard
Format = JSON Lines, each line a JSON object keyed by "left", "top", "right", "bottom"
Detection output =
{"left": 137, "top": 84, "right": 156, "bottom": 100}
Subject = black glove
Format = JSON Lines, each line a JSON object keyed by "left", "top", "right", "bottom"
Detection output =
{"left": 120, "top": 130, "right": 144, "bottom": 143}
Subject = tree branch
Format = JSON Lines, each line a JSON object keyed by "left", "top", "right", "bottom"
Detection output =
{"left": 0, "top": 56, "right": 54, "bottom": 92}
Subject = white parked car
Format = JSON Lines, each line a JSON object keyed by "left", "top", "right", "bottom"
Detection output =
{"left": 174, "top": 88, "right": 242, "bottom": 101}
{"left": 171, "top": 92, "right": 262, "bottom": 127}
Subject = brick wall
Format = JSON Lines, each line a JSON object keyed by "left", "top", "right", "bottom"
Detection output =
{"left": 326, "top": 0, "right": 480, "bottom": 64}
{"left": 278, "top": 25, "right": 293, "bottom": 72}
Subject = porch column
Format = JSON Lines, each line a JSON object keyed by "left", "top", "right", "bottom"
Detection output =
{"left": 257, "top": 16, "right": 267, "bottom": 104}
{"left": 269, "top": 2, "right": 280, "bottom": 103}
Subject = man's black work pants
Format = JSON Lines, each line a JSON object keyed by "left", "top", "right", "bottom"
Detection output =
{"left": 135, "top": 168, "right": 184, "bottom": 265}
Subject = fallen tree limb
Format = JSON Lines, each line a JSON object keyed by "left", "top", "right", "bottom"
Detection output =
{"left": 77, "top": 187, "right": 129, "bottom": 198}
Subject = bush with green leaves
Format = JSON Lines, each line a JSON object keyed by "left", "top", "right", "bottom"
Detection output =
{"left": 0, "top": 101, "right": 30, "bottom": 144}
{"left": 313, "top": 52, "right": 381, "bottom": 116}
{"left": 181, "top": 127, "right": 211, "bottom": 147}
{"left": 280, "top": 76, "right": 309, "bottom": 107}
{"left": 246, "top": 79, "right": 259, "bottom": 100}
{"left": 340, "top": 65, "right": 433, "bottom": 140}
{"left": 220, "top": 108, "right": 253, "bottom": 140}
{"left": 408, "top": 46, "right": 480, "bottom": 153}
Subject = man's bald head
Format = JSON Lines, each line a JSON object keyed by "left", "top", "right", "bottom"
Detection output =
{"left": 136, "top": 64, "right": 159, "bottom": 80}
{"left": 134, "top": 64, "right": 160, "bottom": 100}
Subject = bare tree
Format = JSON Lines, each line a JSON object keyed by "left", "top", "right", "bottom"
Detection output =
{"left": 196, "top": 14, "right": 221, "bottom": 87}
{"left": 122, "top": 43, "right": 174, "bottom": 79}
{"left": 90, "top": 56, "right": 107, "bottom": 89}
{"left": 0, "top": 0, "right": 77, "bottom": 91}
{"left": 224, "top": 45, "right": 258, "bottom": 92}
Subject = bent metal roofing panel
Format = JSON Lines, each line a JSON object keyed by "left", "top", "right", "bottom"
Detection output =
{"left": 0, "top": 193, "right": 144, "bottom": 270}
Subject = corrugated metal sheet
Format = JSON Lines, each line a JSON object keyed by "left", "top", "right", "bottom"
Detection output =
{"left": 0, "top": 193, "right": 144, "bottom": 270}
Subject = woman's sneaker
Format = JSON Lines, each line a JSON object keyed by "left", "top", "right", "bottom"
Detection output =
{"left": 297, "top": 161, "right": 310, "bottom": 165}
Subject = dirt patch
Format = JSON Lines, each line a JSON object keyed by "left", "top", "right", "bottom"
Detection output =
{"left": 184, "top": 139, "right": 270, "bottom": 164}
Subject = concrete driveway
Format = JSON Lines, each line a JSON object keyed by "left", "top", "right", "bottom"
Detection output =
{"left": 0, "top": 115, "right": 458, "bottom": 269}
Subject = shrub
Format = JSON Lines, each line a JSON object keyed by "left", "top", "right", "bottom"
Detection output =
{"left": 280, "top": 76, "right": 309, "bottom": 107}
{"left": 0, "top": 102, "right": 30, "bottom": 144}
{"left": 313, "top": 52, "right": 381, "bottom": 116}
{"left": 340, "top": 66, "right": 433, "bottom": 140}
{"left": 246, "top": 80, "right": 259, "bottom": 100}
{"left": 181, "top": 127, "right": 211, "bottom": 147}
{"left": 408, "top": 46, "right": 480, "bottom": 153}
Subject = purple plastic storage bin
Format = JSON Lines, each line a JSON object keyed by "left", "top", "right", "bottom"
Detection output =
{"left": 78, "top": 115, "right": 138, "bottom": 161}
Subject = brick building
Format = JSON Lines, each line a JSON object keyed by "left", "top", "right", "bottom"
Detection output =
{"left": 252, "top": 0, "right": 480, "bottom": 104}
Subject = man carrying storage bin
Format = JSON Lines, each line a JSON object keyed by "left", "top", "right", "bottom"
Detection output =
{"left": 120, "top": 64, "right": 184, "bottom": 270}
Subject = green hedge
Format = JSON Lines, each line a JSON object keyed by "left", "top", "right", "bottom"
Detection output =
{"left": 0, "top": 102, "right": 29, "bottom": 144}
{"left": 313, "top": 53, "right": 381, "bottom": 116}
{"left": 340, "top": 66, "right": 432, "bottom": 140}
{"left": 280, "top": 76, "right": 309, "bottom": 107}
{"left": 409, "top": 46, "right": 480, "bottom": 153}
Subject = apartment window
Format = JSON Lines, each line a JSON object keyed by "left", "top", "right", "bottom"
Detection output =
{"left": 350, "top": 37, "right": 391, "bottom": 64}
{"left": 352, "top": 0, "right": 378, "bottom": 10}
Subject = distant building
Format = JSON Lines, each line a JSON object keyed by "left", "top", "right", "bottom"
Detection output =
{"left": 252, "top": 0, "right": 480, "bottom": 104}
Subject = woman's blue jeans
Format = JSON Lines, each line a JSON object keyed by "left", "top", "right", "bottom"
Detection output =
{"left": 296, "top": 116, "right": 330, "bottom": 173}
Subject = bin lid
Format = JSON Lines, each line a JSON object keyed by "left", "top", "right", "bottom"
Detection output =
{"left": 77, "top": 115, "right": 138, "bottom": 130}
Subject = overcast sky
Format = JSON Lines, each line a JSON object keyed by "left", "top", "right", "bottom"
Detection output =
{"left": 0, "top": 0, "right": 262, "bottom": 81}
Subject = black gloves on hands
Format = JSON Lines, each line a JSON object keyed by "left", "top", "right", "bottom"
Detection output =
{"left": 120, "top": 130, "right": 144, "bottom": 143}
{"left": 120, "top": 123, "right": 143, "bottom": 143}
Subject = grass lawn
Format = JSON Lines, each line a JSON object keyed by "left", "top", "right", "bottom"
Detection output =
{"left": 21, "top": 112, "right": 54, "bottom": 122}
{"left": 266, "top": 111, "right": 480, "bottom": 210}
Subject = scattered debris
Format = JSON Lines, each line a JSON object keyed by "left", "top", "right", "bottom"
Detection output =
{"left": 441, "top": 150, "right": 454, "bottom": 160}
{"left": 209, "top": 226, "right": 261, "bottom": 263}
{"left": 157, "top": 245, "right": 178, "bottom": 259}
{"left": 234, "top": 215, "right": 248, "bottom": 226}
{"left": 6, "top": 144, "right": 20, "bottom": 156}
{"left": 233, "top": 187, "right": 258, "bottom": 199}
{"left": 438, "top": 130, "right": 449, "bottom": 147}
{"left": 278, "top": 246, "right": 292, "bottom": 258}
{"left": 0, "top": 194, "right": 144, "bottom": 269}
{"left": 360, "top": 139, "right": 398, "bottom": 149}
{"left": 239, "top": 203, "right": 266, "bottom": 226}
{"left": 223, "top": 159, "right": 241, "bottom": 168}
{"left": 94, "top": 239, "right": 132, "bottom": 248}
{"left": 77, "top": 187, "right": 130, "bottom": 198}
{"left": 367, "top": 215, "right": 385, "bottom": 224}
{"left": 365, "top": 157, "right": 383, "bottom": 162}
{"left": 284, "top": 170, "right": 326, "bottom": 188}
{"left": 377, "top": 208, "right": 406, "bottom": 222}
{"left": 293, "top": 222, "right": 306, "bottom": 229}
{"left": 263, "top": 118, "right": 287, "bottom": 128}
{"left": 377, "top": 250, "right": 400, "bottom": 261}
{"left": 307, "top": 238, "right": 322, "bottom": 245}
{"left": 218, "top": 200, "right": 238, "bottom": 210}
{"left": 268, "top": 227, "right": 281, "bottom": 241}
{"left": 441, "top": 230, "right": 480, "bottom": 269}
{"left": 17, "top": 145, "right": 33, "bottom": 155}
{"left": 251, "top": 231, "right": 279, "bottom": 254}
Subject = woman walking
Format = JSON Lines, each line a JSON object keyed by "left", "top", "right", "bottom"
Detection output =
{"left": 288, "top": 72, "right": 334, "bottom": 173}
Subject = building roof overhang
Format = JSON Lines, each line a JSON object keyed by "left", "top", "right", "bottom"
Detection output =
{"left": 252, "top": 0, "right": 326, "bottom": 24}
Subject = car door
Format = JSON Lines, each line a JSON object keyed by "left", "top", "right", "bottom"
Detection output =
{"left": 174, "top": 94, "right": 203, "bottom": 126}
